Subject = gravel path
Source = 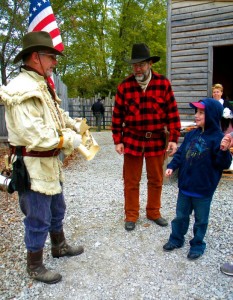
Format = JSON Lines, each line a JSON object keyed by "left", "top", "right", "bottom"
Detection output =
{"left": 0, "top": 131, "right": 232, "bottom": 300}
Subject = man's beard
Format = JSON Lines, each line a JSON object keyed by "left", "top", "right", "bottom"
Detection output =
{"left": 45, "top": 69, "right": 53, "bottom": 78}
{"left": 134, "top": 69, "right": 150, "bottom": 82}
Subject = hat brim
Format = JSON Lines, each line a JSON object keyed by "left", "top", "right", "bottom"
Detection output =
{"left": 124, "top": 55, "right": 160, "bottom": 64}
{"left": 190, "top": 102, "right": 205, "bottom": 109}
{"left": 13, "top": 45, "right": 64, "bottom": 64}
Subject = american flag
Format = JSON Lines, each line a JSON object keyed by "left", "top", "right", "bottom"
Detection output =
{"left": 28, "top": 0, "right": 64, "bottom": 52}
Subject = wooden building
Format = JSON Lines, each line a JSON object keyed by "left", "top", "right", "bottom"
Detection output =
{"left": 166, "top": 0, "right": 233, "bottom": 118}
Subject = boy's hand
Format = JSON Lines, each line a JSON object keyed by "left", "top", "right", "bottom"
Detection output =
{"left": 165, "top": 169, "right": 173, "bottom": 177}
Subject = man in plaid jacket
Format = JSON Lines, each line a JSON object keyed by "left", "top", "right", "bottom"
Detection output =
{"left": 112, "top": 43, "right": 181, "bottom": 231}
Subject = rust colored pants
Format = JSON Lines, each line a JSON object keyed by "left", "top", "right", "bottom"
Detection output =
{"left": 123, "top": 154, "right": 164, "bottom": 222}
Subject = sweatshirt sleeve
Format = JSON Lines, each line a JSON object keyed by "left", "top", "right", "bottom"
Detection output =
{"left": 213, "top": 146, "right": 232, "bottom": 170}
{"left": 167, "top": 140, "right": 184, "bottom": 171}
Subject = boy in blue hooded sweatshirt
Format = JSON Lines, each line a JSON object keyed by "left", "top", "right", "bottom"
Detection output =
{"left": 163, "top": 98, "right": 232, "bottom": 260}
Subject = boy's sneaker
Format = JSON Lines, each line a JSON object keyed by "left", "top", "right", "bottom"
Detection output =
{"left": 187, "top": 251, "right": 202, "bottom": 260}
{"left": 163, "top": 242, "right": 182, "bottom": 252}
{"left": 220, "top": 262, "right": 233, "bottom": 276}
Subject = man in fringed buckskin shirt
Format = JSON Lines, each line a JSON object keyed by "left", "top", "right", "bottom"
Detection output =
{"left": 0, "top": 31, "right": 84, "bottom": 284}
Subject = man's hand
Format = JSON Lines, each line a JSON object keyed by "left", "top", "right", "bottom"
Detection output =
{"left": 73, "top": 134, "right": 82, "bottom": 148}
{"left": 166, "top": 142, "right": 178, "bottom": 156}
{"left": 115, "top": 143, "right": 124, "bottom": 155}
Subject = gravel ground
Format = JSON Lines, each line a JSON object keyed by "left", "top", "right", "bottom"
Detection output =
{"left": 0, "top": 131, "right": 232, "bottom": 300}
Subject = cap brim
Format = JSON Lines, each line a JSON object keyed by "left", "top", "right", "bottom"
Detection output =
{"left": 189, "top": 102, "right": 205, "bottom": 109}
{"left": 13, "top": 45, "right": 64, "bottom": 64}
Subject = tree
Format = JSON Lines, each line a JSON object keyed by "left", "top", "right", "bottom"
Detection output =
{"left": 110, "top": 0, "right": 167, "bottom": 81}
{"left": 0, "top": 0, "right": 29, "bottom": 85}
{"left": 57, "top": 0, "right": 115, "bottom": 97}
{"left": 0, "top": 0, "right": 167, "bottom": 98}
{"left": 56, "top": 0, "right": 167, "bottom": 97}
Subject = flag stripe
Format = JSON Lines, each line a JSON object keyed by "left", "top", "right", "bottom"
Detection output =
{"left": 29, "top": 7, "right": 54, "bottom": 31}
{"left": 29, "top": 0, "right": 64, "bottom": 89}
{"left": 49, "top": 28, "right": 61, "bottom": 39}
{"left": 30, "top": 14, "right": 56, "bottom": 32}
{"left": 29, "top": 0, "right": 64, "bottom": 52}
{"left": 54, "top": 43, "right": 64, "bottom": 52}
{"left": 39, "top": 22, "right": 59, "bottom": 37}
{"left": 52, "top": 36, "right": 63, "bottom": 49}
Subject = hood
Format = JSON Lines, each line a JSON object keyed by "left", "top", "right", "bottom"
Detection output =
{"left": 192, "top": 98, "right": 223, "bottom": 133}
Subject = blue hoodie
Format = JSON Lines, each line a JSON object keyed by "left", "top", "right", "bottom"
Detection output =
{"left": 167, "top": 98, "right": 232, "bottom": 197}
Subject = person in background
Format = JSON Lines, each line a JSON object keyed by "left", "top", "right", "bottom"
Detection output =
{"left": 91, "top": 98, "right": 105, "bottom": 131}
{"left": 219, "top": 132, "right": 233, "bottom": 276}
{"left": 212, "top": 83, "right": 233, "bottom": 134}
{"left": 163, "top": 98, "right": 232, "bottom": 260}
{"left": 112, "top": 43, "right": 181, "bottom": 231}
{"left": 0, "top": 31, "right": 84, "bottom": 284}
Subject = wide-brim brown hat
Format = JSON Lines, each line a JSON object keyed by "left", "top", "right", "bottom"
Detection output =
{"left": 14, "top": 31, "right": 64, "bottom": 64}
{"left": 125, "top": 43, "right": 160, "bottom": 64}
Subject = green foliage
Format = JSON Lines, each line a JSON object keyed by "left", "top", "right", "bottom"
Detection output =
{"left": 1, "top": 0, "right": 167, "bottom": 97}
{"left": 0, "top": 0, "right": 29, "bottom": 85}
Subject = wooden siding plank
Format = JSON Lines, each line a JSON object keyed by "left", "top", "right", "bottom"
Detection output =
{"left": 172, "top": 2, "right": 233, "bottom": 19}
{"left": 173, "top": 86, "right": 208, "bottom": 90}
{"left": 171, "top": 1, "right": 233, "bottom": 9}
{"left": 172, "top": 26, "right": 233, "bottom": 39}
{"left": 174, "top": 91, "right": 207, "bottom": 95}
{"left": 178, "top": 107, "right": 194, "bottom": 112}
{"left": 176, "top": 97, "right": 205, "bottom": 103}
{"left": 172, "top": 32, "right": 233, "bottom": 44}
{"left": 172, "top": 39, "right": 233, "bottom": 50}
{"left": 177, "top": 102, "right": 204, "bottom": 108}
{"left": 176, "top": 97, "right": 206, "bottom": 101}
{"left": 172, "top": 85, "right": 207, "bottom": 90}
{"left": 171, "top": 48, "right": 208, "bottom": 56}
{"left": 172, "top": 1, "right": 212, "bottom": 10}
{"left": 171, "top": 55, "right": 208, "bottom": 62}
{"left": 172, "top": 68, "right": 207, "bottom": 74}
{"left": 172, "top": 61, "right": 207, "bottom": 68}
{"left": 172, "top": 74, "right": 208, "bottom": 79}
{"left": 171, "top": 79, "right": 208, "bottom": 85}
{"left": 207, "top": 45, "right": 214, "bottom": 97}
{"left": 172, "top": 12, "right": 233, "bottom": 30}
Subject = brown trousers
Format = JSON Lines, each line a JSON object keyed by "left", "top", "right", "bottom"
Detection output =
{"left": 123, "top": 154, "right": 164, "bottom": 222}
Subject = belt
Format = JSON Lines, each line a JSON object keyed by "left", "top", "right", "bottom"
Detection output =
{"left": 10, "top": 146, "right": 61, "bottom": 157}
{"left": 126, "top": 129, "right": 164, "bottom": 139}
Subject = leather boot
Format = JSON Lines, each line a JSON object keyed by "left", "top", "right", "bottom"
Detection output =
{"left": 27, "top": 249, "right": 62, "bottom": 284}
{"left": 50, "top": 230, "right": 84, "bottom": 258}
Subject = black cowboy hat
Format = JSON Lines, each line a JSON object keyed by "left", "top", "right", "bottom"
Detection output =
{"left": 14, "top": 31, "right": 64, "bottom": 64}
{"left": 125, "top": 43, "right": 160, "bottom": 64}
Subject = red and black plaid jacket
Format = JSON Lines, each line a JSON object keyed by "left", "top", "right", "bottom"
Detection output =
{"left": 112, "top": 71, "right": 181, "bottom": 157}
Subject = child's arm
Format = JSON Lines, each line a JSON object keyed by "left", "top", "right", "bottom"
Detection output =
{"left": 215, "top": 144, "right": 232, "bottom": 170}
